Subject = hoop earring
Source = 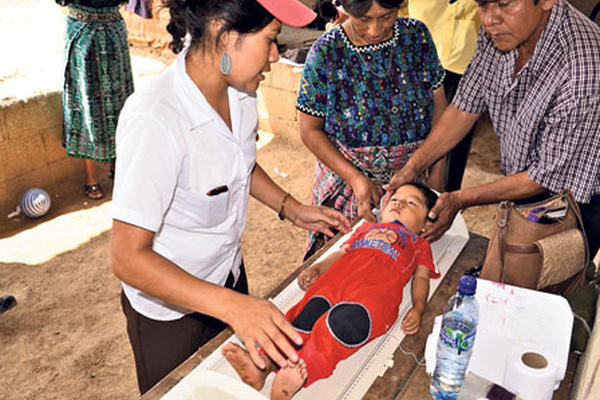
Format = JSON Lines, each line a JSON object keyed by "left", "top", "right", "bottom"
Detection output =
{"left": 220, "top": 52, "right": 232, "bottom": 75}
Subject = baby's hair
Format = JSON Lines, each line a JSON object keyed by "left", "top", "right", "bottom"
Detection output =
{"left": 402, "top": 182, "right": 438, "bottom": 211}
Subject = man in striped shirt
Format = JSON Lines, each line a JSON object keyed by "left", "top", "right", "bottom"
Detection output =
{"left": 385, "top": 0, "right": 600, "bottom": 260}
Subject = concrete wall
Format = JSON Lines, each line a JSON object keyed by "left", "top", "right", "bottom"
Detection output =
{"left": 122, "top": 2, "right": 174, "bottom": 62}
{"left": 258, "top": 62, "right": 304, "bottom": 143}
{"left": 0, "top": 51, "right": 304, "bottom": 223}
{"left": 0, "top": 93, "right": 83, "bottom": 219}
{"left": 0, "top": 3, "right": 312, "bottom": 221}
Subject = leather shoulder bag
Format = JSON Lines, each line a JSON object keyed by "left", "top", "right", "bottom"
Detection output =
{"left": 480, "top": 190, "right": 589, "bottom": 296}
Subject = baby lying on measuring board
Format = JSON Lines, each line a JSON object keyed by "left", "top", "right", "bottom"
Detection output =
{"left": 223, "top": 182, "right": 441, "bottom": 400}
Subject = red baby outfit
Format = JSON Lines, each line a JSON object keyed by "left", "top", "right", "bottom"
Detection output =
{"left": 286, "top": 220, "right": 439, "bottom": 386}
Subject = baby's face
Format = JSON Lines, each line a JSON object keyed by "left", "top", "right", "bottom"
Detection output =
{"left": 381, "top": 185, "right": 429, "bottom": 233}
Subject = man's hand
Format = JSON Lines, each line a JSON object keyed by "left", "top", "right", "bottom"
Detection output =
{"left": 401, "top": 307, "right": 423, "bottom": 335}
{"left": 382, "top": 164, "right": 419, "bottom": 195}
{"left": 298, "top": 266, "right": 320, "bottom": 291}
{"left": 421, "top": 192, "right": 463, "bottom": 242}
{"left": 290, "top": 205, "right": 351, "bottom": 237}
{"left": 349, "top": 174, "right": 380, "bottom": 222}
{"left": 225, "top": 294, "right": 303, "bottom": 370}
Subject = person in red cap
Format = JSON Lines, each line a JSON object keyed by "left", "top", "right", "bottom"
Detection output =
{"left": 110, "top": 0, "right": 351, "bottom": 394}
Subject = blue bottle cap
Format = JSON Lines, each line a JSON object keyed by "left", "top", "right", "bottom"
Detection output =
{"left": 458, "top": 275, "right": 477, "bottom": 295}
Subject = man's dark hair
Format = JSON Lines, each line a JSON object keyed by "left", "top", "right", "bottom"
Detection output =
{"left": 404, "top": 182, "right": 438, "bottom": 212}
{"left": 338, "top": 0, "right": 405, "bottom": 18}
{"left": 163, "top": 0, "right": 274, "bottom": 54}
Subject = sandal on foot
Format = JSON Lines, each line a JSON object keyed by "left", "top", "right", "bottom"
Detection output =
{"left": 84, "top": 184, "right": 104, "bottom": 200}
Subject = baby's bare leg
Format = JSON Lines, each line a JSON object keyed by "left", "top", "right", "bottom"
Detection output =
{"left": 271, "top": 359, "right": 307, "bottom": 400}
{"left": 222, "top": 342, "right": 274, "bottom": 391}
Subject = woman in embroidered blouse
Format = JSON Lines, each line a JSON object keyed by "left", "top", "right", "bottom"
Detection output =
{"left": 297, "top": 0, "right": 447, "bottom": 258}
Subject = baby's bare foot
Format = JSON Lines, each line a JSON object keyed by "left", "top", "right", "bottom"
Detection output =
{"left": 222, "top": 342, "right": 268, "bottom": 391}
{"left": 271, "top": 359, "right": 307, "bottom": 400}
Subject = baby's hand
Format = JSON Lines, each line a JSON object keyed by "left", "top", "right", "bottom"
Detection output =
{"left": 401, "top": 307, "right": 423, "bottom": 335}
{"left": 298, "top": 267, "right": 320, "bottom": 291}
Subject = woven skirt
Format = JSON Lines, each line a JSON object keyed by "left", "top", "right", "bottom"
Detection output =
{"left": 61, "top": 4, "right": 134, "bottom": 162}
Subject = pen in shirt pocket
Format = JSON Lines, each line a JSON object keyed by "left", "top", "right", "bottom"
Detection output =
{"left": 206, "top": 185, "right": 229, "bottom": 196}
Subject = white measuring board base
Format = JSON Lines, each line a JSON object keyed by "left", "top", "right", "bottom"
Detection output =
{"left": 163, "top": 213, "right": 470, "bottom": 400}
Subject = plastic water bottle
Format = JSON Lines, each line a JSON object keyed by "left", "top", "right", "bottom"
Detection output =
{"left": 430, "top": 275, "right": 479, "bottom": 400}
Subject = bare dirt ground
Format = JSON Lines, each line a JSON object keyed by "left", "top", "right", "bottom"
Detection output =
{"left": 0, "top": 122, "right": 501, "bottom": 400}
{"left": 0, "top": 1, "right": 502, "bottom": 399}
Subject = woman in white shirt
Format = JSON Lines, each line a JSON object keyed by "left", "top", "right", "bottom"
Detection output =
{"left": 110, "top": 0, "right": 350, "bottom": 393}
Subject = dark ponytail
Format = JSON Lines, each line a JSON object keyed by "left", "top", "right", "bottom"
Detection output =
{"left": 165, "top": 0, "right": 188, "bottom": 54}
{"left": 163, "top": 0, "right": 275, "bottom": 54}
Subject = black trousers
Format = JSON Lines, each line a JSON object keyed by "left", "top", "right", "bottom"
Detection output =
{"left": 580, "top": 194, "right": 600, "bottom": 262}
{"left": 443, "top": 70, "right": 476, "bottom": 192}
{"left": 121, "top": 264, "right": 249, "bottom": 394}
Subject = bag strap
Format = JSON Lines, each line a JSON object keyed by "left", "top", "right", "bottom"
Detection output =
{"left": 561, "top": 190, "right": 590, "bottom": 293}
{"left": 497, "top": 201, "right": 511, "bottom": 283}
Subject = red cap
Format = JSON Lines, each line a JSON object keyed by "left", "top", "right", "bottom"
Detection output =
{"left": 255, "top": 0, "right": 317, "bottom": 27}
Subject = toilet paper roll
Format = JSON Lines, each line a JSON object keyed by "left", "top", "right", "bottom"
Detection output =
{"left": 503, "top": 345, "right": 557, "bottom": 400}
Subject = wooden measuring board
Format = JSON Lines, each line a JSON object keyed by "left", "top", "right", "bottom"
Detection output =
{"left": 162, "top": 213, "right": 470, "bottom": 400}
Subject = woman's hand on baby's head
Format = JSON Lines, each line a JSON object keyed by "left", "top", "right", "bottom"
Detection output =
{"left": 349, "top": 174, "right": 380, "bottom": 222}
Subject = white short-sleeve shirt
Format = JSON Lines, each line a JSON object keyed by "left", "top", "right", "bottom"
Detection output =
{"left": 112, "top": 50, "right": 258, "bottom": 321}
